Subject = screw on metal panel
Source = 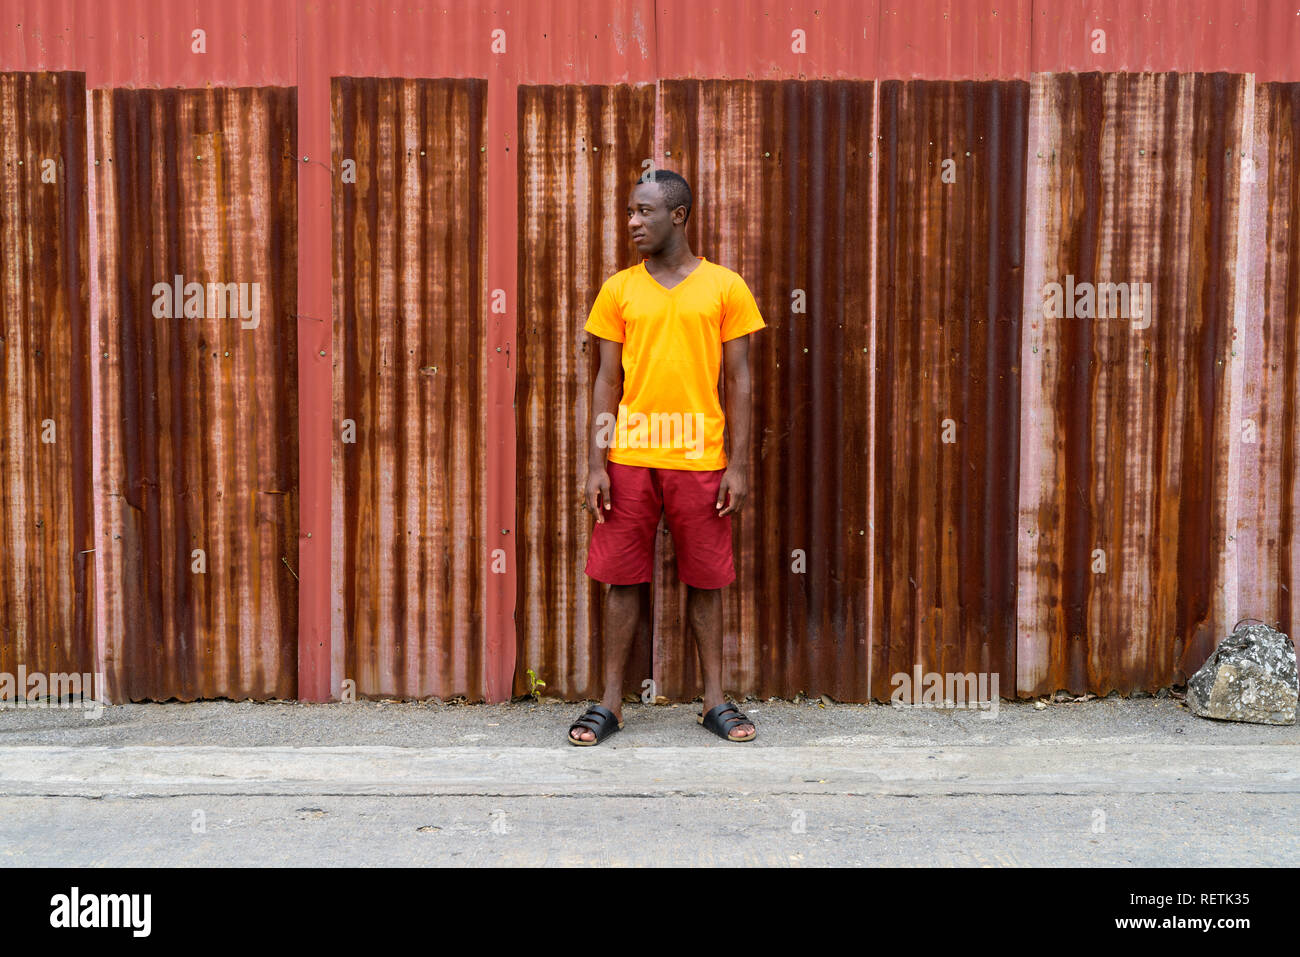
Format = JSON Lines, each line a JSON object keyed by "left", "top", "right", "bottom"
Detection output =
{"left": 224, "top": 351, "right": 230, "bottom": 357}
{"left": 496, "top": 346, "right": 501, "bottom": 352}
{"left": 665, "top": 150, "right": 672, "bottom": 157}
{"left": 592, "top": 146, "right": 598, "bottom": 151}
{"left": 319, "top": 350, "right": 326, "bottom": 356}
{"left": 481, "top": 146, "right": 485, "bottom": 151}
{"left": 501, "top": 528, "right": 509, "bottom": 535}
{"left": 965, "top": 151, "right": 970, "bottom": 156}
{"left": 307, "top": 532, "right": 311, "bottom": 538}
{"left": 764, "top": 151, "right": 770, "bottom": 157}
{"left": 302, "top": 156, "right": 309, "bottom": 162}
{"left": 803, "top": 347, "right": 808, "bottom": 353}
{"left": 1139, "top": 149, "right": 1145, "bottom": 155}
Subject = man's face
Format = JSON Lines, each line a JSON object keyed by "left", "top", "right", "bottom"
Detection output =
{"left": 627, "top": 182, "right": 682, "bottom": 256}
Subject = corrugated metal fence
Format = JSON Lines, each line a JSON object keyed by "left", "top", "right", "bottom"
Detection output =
{"left": 1, "top": 0, "right": 1298, "bottom": 703}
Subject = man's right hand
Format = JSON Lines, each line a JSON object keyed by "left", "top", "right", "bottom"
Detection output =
{"left": 585, "top": 469, "right": 612, "bottom": 523}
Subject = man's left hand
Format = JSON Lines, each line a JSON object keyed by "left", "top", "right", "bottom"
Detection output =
{"left": 716, "top": 466, "right": 747, "bottom": 517}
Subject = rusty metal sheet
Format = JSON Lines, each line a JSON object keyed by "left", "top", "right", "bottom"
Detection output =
{"left": 514, "top": 83, "right": 656, "bottom": 701}
{"left": 88, "top": 86, "right": 298, "bottom": 701}
{"left": 0, "top": 71, "right": 94, "bottom": 686}
{"left": 4, "top": 1, "right": 1300, "bottom": 708}
{"left": 332, "top": 77, "right": 488, "bottom": 700}
{"left": 655, "top": 79, "right": 876, "bottom": 702}
{"left": 1233, "top": 81, "right": 1300, "bottom": 654}
{"left": 1017, "top": 73, "right": 1246, "bottom": 697}
{"left": 873, "top": 79, "right": 1027, "bottom": 701}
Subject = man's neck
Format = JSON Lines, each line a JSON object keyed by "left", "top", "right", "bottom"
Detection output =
{"left": 645, "top": 236, "right": 697, "bottom": 271}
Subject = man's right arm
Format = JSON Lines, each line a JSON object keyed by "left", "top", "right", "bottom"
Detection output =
{"left": 585, "top": 337, "right": 624, "bottom": 523}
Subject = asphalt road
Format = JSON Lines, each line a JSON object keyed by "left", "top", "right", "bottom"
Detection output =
{"left": 0, "top": 697, "right": 1295, "bottom": 866}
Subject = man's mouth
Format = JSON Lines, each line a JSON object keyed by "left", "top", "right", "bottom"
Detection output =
{"left": 632, "top": 233, "right": 646, "bottom": 242}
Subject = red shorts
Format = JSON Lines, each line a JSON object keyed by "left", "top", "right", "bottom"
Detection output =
{"left": 586, "top": 462, "right": 736, "bottom": 589}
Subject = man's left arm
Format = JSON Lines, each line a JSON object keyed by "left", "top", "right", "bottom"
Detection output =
{"left": 716, "top": 335, "right": 752, "bottom": 517}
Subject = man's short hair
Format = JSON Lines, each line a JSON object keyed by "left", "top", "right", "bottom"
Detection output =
{"left": 638, "top": 168, "right": 693, "bottom": 224}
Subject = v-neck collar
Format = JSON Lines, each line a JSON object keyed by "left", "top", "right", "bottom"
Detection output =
{"left": 642, "top": 256, "right": 706, "bottom": 293}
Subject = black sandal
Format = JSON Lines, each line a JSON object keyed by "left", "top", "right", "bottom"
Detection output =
{"left": 567, "top": 704, "right": 624, "bottom": 746}
{"left": 698, "top": 702, "right": 757, "bottom": 742}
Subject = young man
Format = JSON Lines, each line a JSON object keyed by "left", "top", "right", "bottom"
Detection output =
{"left": 567, "top": 169, "right": 766, "bottom": 746}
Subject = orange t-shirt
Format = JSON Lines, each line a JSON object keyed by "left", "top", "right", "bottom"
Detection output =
{"left": 583, "top": 256, "right": 766, "bottom": 471}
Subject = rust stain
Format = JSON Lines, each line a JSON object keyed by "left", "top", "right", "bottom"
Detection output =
{"left": 3, "top": 20, "right": 1299, "bottom": 707}
{"left": 88, "top": 86, "right": 298, "bottom": 701}
{"left": 1240, "top": 81, "right": 1300, "bottom": 653}
{"left": 514, "top": 83, "right": 656, "bottom": 701}
{"left": 874, "top": 79, "right": 1027, "bottom": 701}
{"left": 658, "top": 79, "right": 876, "bottom": 702}
{"left": 333, "top": 78, "right": 488, "bottom": 700}
{"left": 0, "top": 71, "right": 94, "bottom": 687}
{"left": 1019, "top": 73, "right": 1244, "bottom": 697}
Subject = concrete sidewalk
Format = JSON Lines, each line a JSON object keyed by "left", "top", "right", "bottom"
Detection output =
{"left": 3, "top": 693, "right": 1296, "bottom": 748}
{"left": 1, "top": 697, "right": 1296, "bottom": 865}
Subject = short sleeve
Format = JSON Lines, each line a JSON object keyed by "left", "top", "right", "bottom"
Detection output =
{"left": 721, "top": 274, "right": 766, "bottom": 341}
{"left": 583, "top": 278, "right": 625, "bottom": 343}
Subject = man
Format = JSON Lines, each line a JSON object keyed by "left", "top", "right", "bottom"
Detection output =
{"left": 567, "top": 169, "right": 766, "bottom": 746}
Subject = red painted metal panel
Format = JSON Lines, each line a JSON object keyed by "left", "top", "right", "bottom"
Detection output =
{"left": 297, "top": 0, "right": 332, "bottom": 701}
{"left": 0, "top": 71, "right": 94, "bottom": 686}
{"left": 1031, "top": 0, "right": 1300, "bottom": 81}
{"left": 657, "top": 0, "right": 877, "bottom": 80}
{"left": 0, "top": 0, "right": 296, "bottom": 87}
{"left": 87, "top": 86, "right": 299, "bottom": 700}
{"left": 877, "top": 0, "right": 1032, "bottom": 80}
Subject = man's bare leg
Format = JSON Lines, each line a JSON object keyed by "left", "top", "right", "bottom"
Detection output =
{"left": 570, "top": 583, "right": 641, "bottom": 742}
{"left": 687, "top": 584, "right": 754, "bottom": 739}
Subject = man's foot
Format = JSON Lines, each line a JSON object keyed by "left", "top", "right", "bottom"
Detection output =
{"left": 569, "top": 701, "right": 623, "bottom": 743}
{"left": 700, "top": 697, "right": 755, "bottom": 740}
